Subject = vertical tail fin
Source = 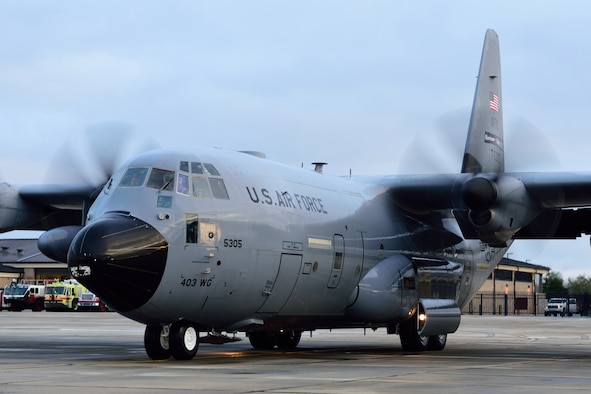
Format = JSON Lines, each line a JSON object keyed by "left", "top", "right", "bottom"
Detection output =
{"left": 461, "top": 29, "right": 504, "bottom": 174}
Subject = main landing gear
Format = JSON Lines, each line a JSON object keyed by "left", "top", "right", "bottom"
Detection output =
{"left": 144, "top": 320, "right": 199, "bottom": 360}
{"left": 398, "top": 313, "right": 447, "bottom": 352}
{"left": 247, "top": 329, "right": 302, "bottom": 350}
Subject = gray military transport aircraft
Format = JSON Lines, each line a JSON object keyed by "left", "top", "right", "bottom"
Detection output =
{"left": 2, "top": 29, "right": 591, "bottom": 360}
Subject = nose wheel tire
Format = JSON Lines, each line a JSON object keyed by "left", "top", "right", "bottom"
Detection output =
{"left": 144, "top": 325, "right": 171, "bottom": 360}
{"left": 169, "top": 321, "right": 199, "bottom": 360}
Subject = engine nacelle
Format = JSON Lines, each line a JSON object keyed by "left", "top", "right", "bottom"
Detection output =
{"left": 38, "top": 225, "right": 82, "bottom": 263}
{"left": 416, "top": 298, "right": 461, "bottom": 336}
{"left": 457, "top": 174, "right": 539, "bottom": 245}
{"left": 345, "top": 255, "right": 418, "bottom": 323}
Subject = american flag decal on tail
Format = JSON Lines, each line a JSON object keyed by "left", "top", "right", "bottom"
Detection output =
{"left": 489, "top": 92, "right": 499, "bottom": 112}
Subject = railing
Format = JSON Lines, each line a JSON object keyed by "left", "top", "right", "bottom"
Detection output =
{"left": 464, "top": 292, "right": 591, "bottom": 316}
{"left": 463, "top": 292, "right": 544, "bottom": 315}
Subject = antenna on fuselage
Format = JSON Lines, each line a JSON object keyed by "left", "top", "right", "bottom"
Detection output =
{"left": 312, "top": 162, "right": 327, "bottom": 173}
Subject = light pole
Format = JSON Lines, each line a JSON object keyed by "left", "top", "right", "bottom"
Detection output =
{"left": 504, "top": 284, "right": 509, "bottom": 316}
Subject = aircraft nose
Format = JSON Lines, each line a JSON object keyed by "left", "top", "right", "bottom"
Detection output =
{"left": 67, "top": 213, "right": 168, "bottom": 312}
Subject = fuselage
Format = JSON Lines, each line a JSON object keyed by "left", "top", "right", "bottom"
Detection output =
{"left": 68, "top": 147, "right": 507, "bottom": 331}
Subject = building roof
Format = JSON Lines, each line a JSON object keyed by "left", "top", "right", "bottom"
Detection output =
{"left": 498, "top": 257, "right": 550, "bottom": 274}
{"left": 0, "top": 238, "right": 62, "bottom": 272}
{"left": 0, "top": 239, "right": 54, "bottom": 263}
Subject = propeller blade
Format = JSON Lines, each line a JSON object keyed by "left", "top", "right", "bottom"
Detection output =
{"left": 45, "top": 122, "right": 159, "bottom": 186}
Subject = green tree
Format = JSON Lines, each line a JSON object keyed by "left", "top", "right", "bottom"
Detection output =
{"left": 567, "top": 274, "right": 591, "bottom": 295}
{"left": 543, "top": 271, "right": 567, "bottom": 294}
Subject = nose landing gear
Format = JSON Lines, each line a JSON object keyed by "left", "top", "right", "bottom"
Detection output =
{"left": 144, "top": 321, "right": 199, "bottom": 360}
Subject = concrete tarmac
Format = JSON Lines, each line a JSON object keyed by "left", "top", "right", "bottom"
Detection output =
{"left": 0, "top": 311, "right": 590, "bottom": 393}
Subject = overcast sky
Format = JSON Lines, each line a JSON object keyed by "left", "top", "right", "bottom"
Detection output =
{"left": 1, "top": 1, "right": 590, "bottom": 280}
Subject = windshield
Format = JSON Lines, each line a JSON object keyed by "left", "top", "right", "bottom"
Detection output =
{"left": 46, "top": 286, "right": 65, "bottom": 295}
{"left": 147, "top": 168, "right": 175, "bottom": 191}
{"left": 119, "top": 167, "right": 149, "bottom": 187}
{"left": 4, "top": 286, "right": 27, "bottom": 296}
{"left": 116, "top": 163, "right": 230, "bottom": 201}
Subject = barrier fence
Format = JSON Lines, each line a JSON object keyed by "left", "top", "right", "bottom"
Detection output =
{"left": 463, "top": 292, "right": 544, "bottom": 316}
{"left": 464, "top": 292, "right": 591, "bottom": 316}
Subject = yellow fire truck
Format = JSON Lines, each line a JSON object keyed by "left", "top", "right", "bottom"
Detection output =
{"left": 44, "top": 279, "right": 87, "bottom": 311}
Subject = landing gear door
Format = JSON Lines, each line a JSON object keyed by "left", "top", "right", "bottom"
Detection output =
{"left": 327, "top": 234, "right": 345, "bottom": 289}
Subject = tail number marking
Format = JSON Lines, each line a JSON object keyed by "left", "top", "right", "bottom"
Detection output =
{"left": 223, "top": 239, "right": 243, "bottom": 248}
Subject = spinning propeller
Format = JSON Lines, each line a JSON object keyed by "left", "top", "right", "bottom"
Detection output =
{"left": 45, "top": 122, "right": 159, "bottom": 187}
{"left": 37, "top": 122, "right": 159, "bottom": 262}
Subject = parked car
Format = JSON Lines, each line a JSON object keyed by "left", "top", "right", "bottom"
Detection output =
{"left": 77, "top": 291, "right": 108, "bottom": 311}
{"left": 544, "top": 298, "right": 579, "bottom": 316}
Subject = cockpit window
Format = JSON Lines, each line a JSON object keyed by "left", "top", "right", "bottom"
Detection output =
{"left": 177, "top": 173, "right": 189, "bottom": 195}
{"left": 147, "top": 168, "right": 175, "bottom": 191}
{"left": 192, "top": 176, "right": 211, "bottom": 198}
{"left": 191, "top": 162, "right": 204, "bottom": 174}
{"left": 119, "top": 167, "right": 149, "bottom": 187}
{"left": 203, "top": 163, "right": 220, "bottom": 176}
{"left": 116, "top": 162, "right": 229, "bottom": 200}
{"left": 209, "top": 178, "right": 229, "bottom": 199}
{"left": 186, "top": 213, "right": 198, "bottom": 243}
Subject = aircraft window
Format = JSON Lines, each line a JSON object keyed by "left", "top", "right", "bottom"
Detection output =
{"left": 191, "top": 162, "right": 204, "bottom": 174}
{"left": 186, "top": 214, "right": 199, "bottom": 243}
{"left": 192, "top": 176, "right": 211, "bottom": 198}
{"left": 147, "top": 168, "right": 175, "bottom": 191}
{"left": 157, "top": 195, "right": 172, "bottom": 208}
{"left": 203, "top": 163, "right": 220, "bottom": 176}
{"left": 177, "top": 173, "right": 189, "bottom": 195}
{"left": 209, "top": 178, "right": 229, "bottom": 199}
{"left": 333, "top": 252, "right": 343, "bottom": 270}
{"left": 180, "top": 161, "right": 189, "bottom": 172}
{"left": 119, "top": 167, "right": 149, "bottom": 187}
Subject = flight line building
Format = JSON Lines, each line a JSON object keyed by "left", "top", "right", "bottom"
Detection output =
{"left": 463, "top": 257, "right": 550, "bottom": 316}
{"left": 0, "top": 238, "right": 550, "bottom": 315}
{"left": 0, "top": 238, "right": 69, "bottom": 287}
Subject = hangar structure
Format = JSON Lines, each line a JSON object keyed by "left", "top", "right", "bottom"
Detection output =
{"left": 0, "top": 237, "right": 68, "bottom": 287}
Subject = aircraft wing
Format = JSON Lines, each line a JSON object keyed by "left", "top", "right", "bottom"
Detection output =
{"left": 18, "top": 183, "right": 98, "bottom": 210}
{"left": 0, "top": 182, "right": 97, "bottom": 231}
